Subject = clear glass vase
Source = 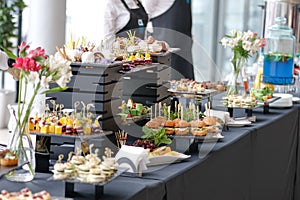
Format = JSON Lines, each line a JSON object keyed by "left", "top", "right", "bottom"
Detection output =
{"left": 5, "top": 126, "right": 36, "bottom": 182}
{"left": 226, "top": 57, "right": 246, "bottom": 96}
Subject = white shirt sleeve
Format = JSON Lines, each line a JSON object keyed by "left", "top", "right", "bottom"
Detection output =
{"left": 100, "top": 0, "right": 136, "bottom": 41}
{"left": 0, "top": 50, "right": 9, "bottom": 70}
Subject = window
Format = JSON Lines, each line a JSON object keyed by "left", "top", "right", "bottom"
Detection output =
{"left": 192, "top": 0, "right": 264, "bottom": 82}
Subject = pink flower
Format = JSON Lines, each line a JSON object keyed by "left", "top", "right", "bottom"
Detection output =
{"left": 260, "top": 38, "right": 266, "bottom": 47}
{"left": 27, "top": 47, "right": 47, "bottom": 59}
{"left": 13, "top": 57, "right": 41, "bottom": 72}
{"left": 18, "top": 41, "right": 30, "bottom": 53}
{"left": 250, "top": 32, "right": 257, "bottom": 38}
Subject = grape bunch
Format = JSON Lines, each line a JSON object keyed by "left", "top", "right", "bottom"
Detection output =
{"left": 132, "top": 139, "right": 156, "bottom": 152}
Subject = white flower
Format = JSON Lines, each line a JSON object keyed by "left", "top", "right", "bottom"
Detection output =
{"left": 56, "top": 76, "right": 69, "bottom": 88}
{"left": 230, "top": 29, "right": 237, "bottom": 36}
{"left": 236, "top": 31, "right": 243, "bottom": 40}
{"left": 220, "top": 38, "right": 229, "bottom": 47}
{"left": 220, "top": 29, "right": 265, "bottom": 62}
{"left": 48, "top": 55, "right": 71, "bottom": 72}
{"left": 28, "top": 71, "right": 40, "bottom": 85}
{"left": 231, "top": 38, "right": 240, "bottom": 48}
{"left": 242, "top": 41, "right": 252, "bottom": 51}
{"left": 41, "top": 75, "right": 52, "bottom": 88}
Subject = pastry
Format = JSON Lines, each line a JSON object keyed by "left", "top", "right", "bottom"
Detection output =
{"left": 0, "top": 151, "right": 18, "bottom": 166}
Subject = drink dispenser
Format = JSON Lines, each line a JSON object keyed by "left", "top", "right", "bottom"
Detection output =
{"left": 263, "top": 17, "right": 295, "bottom": 84}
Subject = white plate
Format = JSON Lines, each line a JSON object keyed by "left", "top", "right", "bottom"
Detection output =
{"left": 147, "top": 153, "right": 191, "bottom": 166}
{"left": 227, "top": 120, "right": 251, "bottom": 127}
{"left": 293, "top": 97, "right": 300, "bottom": 102}
{"left": 269, "top": 93, "right": 293, "bottom": 107}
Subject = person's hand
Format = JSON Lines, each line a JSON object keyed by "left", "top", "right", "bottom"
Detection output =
{"left": 7, "top": 68, "right": 20, "bottom": 81}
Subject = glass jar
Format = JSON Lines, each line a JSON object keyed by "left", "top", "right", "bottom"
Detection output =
{"left": 263, "top": 17, "right": 295, "bottom": 85}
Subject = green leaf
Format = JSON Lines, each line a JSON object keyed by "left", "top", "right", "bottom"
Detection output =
{"left": 160, "top": 137, "right": 172, "bottom": 145}
{"left": 34, "top": 56, "right": 46, "bottom": 63}
{"left": 42, "top": 87, "right": 68, "bottom": 94}
{"left": 0, "top": 45, "right": 17, "bottom": 59}
{"left": 141, "top": 135, "right": 148, "bottom": 139}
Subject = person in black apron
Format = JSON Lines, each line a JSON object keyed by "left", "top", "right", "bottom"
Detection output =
{"left": 116, "top": 0, "right": 149, "bottom": 39}
{"left": 150, "top": 0, "right": 194, "bottom": 80}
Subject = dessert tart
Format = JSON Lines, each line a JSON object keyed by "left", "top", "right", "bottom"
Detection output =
{"left": 0, "top": 150, "right": 18, "bottom": 167}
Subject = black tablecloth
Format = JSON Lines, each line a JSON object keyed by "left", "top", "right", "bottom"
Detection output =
{"left": 1, "top": 95, "right": 300, "bottom": 200}
{"left": 0, "top": 173, "right": 165, "bottom": 200}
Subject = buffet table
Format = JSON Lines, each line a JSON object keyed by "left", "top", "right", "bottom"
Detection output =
{"left": 1, "top": 94, "right": 300, "bottom": 200}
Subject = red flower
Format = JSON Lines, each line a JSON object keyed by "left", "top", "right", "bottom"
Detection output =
{"left": 13, "top": 57, "right": 42, "bottom": 72}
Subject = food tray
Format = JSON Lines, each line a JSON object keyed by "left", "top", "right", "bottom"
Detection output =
{"left": 118, "top": 63, "right": 160, "bottom": 74}
{"left": 256, "top": 96, "right": 281, "bottom": 106}
{"left": 30, "top": 131, "right": 112, "bottom": 140}
{"left": 118, "top": 114, "right": 150, "bottom": 125}
{"left": 168, "top": 132, "right": 224, "bottom": 143}
{"left": 48, "top": 167, "right": 128, "bottom": 199}
{"left": 147, "top": 153, "right": 191, "bottom": 166}
{"left": 48, "top": 166, "right": 127, "bottom": 186}
{"left": 223, "top": 96, "right": 280, "bottom": 109}
{"left": 168, "top": 89, "right": 219, "bottom": 96}
{"left": 0, "top": 161, "right": 29, "bottom": 178}
{"left": 224, "top": 96, "right": 281, "bottom": 117}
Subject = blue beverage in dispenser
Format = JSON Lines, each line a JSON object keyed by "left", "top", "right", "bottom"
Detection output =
{"left": 263, "top": 53, "right": 294, "bottom": 84}
{"left": 263, "top": 17, "right": 295, "bottom": 85}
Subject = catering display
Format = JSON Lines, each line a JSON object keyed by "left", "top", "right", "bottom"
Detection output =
{"left": 2, "top": 9, "right": 300, "bottom": 199}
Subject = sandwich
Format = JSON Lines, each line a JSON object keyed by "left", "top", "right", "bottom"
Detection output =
{"left": 190, "top": 120, "right": 207, "bottom": 136}
{"left": 174, "top": 119, "right": 190, "bottom": 135}
{"left": 163, "top": 119, "right": 175, "bottom": 135}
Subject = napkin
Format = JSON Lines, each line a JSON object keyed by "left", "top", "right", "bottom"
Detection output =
{"left": 115, "top": 145, "right": 149, "bottom": 173}
{"left": 204, "top": 109, "right": 230, "bottom": 124}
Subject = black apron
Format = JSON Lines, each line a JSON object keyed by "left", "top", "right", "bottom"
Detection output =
{"left": 117, "top": 0, "right": 148, "bottom": 39}
{"left": 150, "top": 0, "right": 194, "bottom": 80}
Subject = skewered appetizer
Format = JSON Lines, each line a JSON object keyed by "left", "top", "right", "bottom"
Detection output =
{"left": 223, "top": 95, "right": 257, "bottom": 108}
{"left": 52, "top": 146, "right": 118, "bottom": 183}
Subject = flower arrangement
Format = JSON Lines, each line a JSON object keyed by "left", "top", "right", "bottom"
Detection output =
{"left": 6, "top": 41, "right": 72, "bottom": 180}
{"left": 220, "top": 30, "right": 266, "bottom": 95}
